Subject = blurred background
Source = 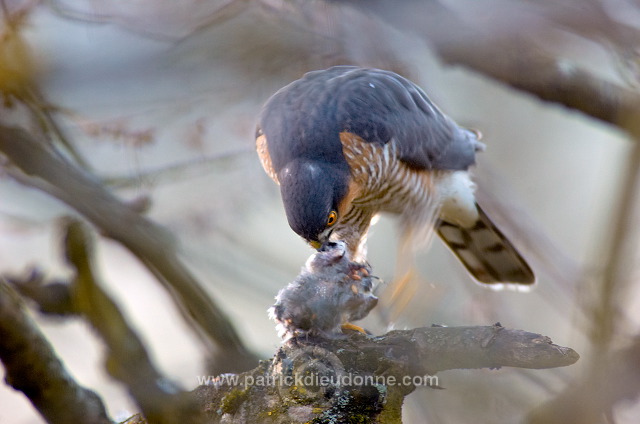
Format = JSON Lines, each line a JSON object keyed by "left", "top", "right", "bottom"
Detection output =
{"left": 1, "top": 0, "right": 638, "bottom": 423}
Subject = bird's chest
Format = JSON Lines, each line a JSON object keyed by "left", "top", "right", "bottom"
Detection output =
{"left": 339, "top": 132, "right": 436, "bottom": 214}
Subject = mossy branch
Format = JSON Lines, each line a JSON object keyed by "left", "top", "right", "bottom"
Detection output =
{"left": 62, "top": 219, "right": 205, "bottom": 424}
{"left": 187, "top": 325, "right": 578, "bottom": 424}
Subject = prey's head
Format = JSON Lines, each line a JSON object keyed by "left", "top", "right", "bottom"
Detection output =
{"left": 277, "top": 159, "right": 349, "bottom": 249}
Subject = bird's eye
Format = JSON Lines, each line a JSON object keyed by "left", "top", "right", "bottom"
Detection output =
{"left": 327, "top": 210, "right": 338, "bottom": 227}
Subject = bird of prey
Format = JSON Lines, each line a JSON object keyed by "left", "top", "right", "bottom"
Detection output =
{"left": 256, "top": 66, "right": 534, "bottom": 286}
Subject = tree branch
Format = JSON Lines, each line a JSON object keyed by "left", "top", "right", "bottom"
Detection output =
{"left": 436, "top": 39, "right": 640, "bottom": 130}
{"left": 61, "top": 219, "right": 205, "bottom": 424}
{"left": 0, "top": 280, "right": 112, "bottom": 424}
{"left": 0, "top": 125, "right": 258, "bottom": 372}
{"left": 334, "top": 0, "right": 640, "bottom": 131}
{"left": 188, "top": 325, "right": 578, "bottom": 424}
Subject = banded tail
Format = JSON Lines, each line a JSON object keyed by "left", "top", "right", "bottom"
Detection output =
{"left": 437, "top": 204, "right": 535, "bottom": 286}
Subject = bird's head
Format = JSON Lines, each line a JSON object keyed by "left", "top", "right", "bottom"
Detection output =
{"left": 278, "top": 159, "right": 348, "bottom": 249}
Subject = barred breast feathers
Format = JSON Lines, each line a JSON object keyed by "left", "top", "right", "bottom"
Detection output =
{"left": 339, "top": 132, "right": 442, "bottom": 214}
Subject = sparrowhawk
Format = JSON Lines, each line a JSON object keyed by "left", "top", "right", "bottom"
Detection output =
{"left": 256, "top": 66, "right": 534, "bottom": 286}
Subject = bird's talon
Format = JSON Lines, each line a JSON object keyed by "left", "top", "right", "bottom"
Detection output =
{"left": 341, "top": 323, "right": 368, "bottom": 334}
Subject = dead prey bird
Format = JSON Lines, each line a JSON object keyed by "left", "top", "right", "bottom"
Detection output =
{"left": 269, "top": 241, "right": 378, "bottom": 340}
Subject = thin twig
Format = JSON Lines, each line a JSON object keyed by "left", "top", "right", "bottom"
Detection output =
{"left": 103, "top": 147, "right": 253, "bottom": 189}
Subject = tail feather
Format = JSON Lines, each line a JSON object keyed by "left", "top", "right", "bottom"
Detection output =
{"left": 436, "top": 204, "right": 535, "bottom": 286}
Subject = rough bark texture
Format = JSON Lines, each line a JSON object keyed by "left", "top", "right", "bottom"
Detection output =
{"left": 186, "top": 325, "right": 578, "bottom": 424}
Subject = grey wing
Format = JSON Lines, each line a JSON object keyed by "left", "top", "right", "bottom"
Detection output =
{"left": 331, "top": 67, "right": 484, "bottom": 170}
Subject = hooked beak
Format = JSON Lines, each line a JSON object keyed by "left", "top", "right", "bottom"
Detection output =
{"left": 309, "top": 240, "right": 322, "bottom": 250}
{"left": 310, "top": 227, "right": 334, "bottom": 250}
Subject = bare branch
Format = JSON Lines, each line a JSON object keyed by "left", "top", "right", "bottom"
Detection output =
{"left": 0, "top": 125, "right": 258, "bottom": 371}
{"left": 0, "top": 280, "right": 112, "bottom": 424}
{"left": 61, "top": 218, "right": 204, "bottom": 424}
{"left": 189, "top": 325, "right": 578, "bottom": 424}
{"left": 103, "top": 147, "right": 254, "bottom": 189}
{"left": 369, "top": 324, "right": 579, "bottom": 372}
{"left": 437, "top": 39, "right": 640, "bottom": 129}
{"left": 326, "top": 0, "right": 640, "bottom": 131}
